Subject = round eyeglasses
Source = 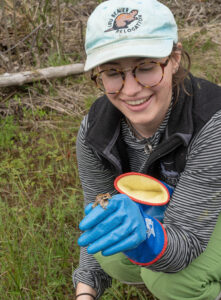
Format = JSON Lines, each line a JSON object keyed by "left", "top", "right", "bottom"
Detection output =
{"left": 91, "top": 59, "right": 169, "bottom": 95}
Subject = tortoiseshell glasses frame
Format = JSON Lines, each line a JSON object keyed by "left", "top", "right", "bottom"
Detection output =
{"left": 91, "top": 58, "right": 170, "bottom": 95}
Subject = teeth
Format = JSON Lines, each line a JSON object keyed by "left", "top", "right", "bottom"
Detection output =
{"left": 126, "top": 98, "right": 149, "bottom": 106}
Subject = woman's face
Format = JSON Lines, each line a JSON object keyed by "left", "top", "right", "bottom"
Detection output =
{"left": 98, "top": 54, "right": 181, "bottom": 137}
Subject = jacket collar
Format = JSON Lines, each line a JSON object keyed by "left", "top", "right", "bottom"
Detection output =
{"left": 85, "top": 95, "right": 123, "bottom": 153}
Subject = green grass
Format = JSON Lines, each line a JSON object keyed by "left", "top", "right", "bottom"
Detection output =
{"left": 181, "top": 32, "right": 221, "bottom": 84}
{"left": 0, "top": 113, "right": 82, "bottom": 299}
{"left": 0, "top": 109, "right": 155, "bottom": 299}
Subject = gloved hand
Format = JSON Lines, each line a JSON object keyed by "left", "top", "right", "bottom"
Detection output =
{"left": 78, "top": 194, "right": 147, "bottom": 256}
{"left": 78, "top": 193, "right": 167, "bottom": 266}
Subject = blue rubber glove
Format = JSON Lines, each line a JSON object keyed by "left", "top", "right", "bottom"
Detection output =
{"left": 78, "top": 194, "right": 147, "bottom": 256}
{"left": 123, "top": 206, "right": 167, "bottom": 266}
{"left": 138, "top": 203, "right": 167, "bottom": 222}
{"left": 122, "top": 181, "right": 171, "bottom": 265}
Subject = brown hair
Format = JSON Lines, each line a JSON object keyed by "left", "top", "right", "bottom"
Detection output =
{"left": 171, "top": 44, "right": 191, "bottom": 102}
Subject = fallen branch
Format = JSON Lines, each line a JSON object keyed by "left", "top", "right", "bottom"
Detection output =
{"left": 0, "top": 63, "right": 85, "bottom": 87}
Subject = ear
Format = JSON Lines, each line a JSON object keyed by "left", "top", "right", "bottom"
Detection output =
{"left": 171, "top": 42, "right": 182, "bottom": 74}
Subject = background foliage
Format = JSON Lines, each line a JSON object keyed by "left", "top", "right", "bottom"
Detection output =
{"left": 0, "top": 0, "right": 221, "bottom": 299}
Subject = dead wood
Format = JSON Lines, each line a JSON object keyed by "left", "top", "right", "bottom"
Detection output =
{"left": 0, "top": 63, "right": 84, "bottom": 87}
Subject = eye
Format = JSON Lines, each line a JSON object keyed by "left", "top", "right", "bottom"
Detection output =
{"left": 103, "top": 69, "right": 120, "bottom": 77}
{"left": 137, "top": 63, "right": 156, "bottom": 72}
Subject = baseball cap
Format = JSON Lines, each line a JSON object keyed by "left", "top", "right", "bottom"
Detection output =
{"left": 84, "top": 0, "right": 178, "bottom": 71}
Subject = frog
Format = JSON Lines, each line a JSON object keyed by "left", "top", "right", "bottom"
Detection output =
{"left": 92, "top": 193, "right": 111, "bottom": 209}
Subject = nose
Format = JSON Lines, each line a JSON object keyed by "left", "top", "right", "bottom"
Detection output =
{"left": 120, "top": 71, "right": 143, "bottom": 96}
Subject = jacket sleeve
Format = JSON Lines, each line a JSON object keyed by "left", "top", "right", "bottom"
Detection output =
{"left": 73, "top": 247, "right": 112, "bottom": 298}
{"left": 73, "top": 115, "right": 115, "bottom": 297}
{"left": 148, "top": 110, "right": 221, "bottom": 272}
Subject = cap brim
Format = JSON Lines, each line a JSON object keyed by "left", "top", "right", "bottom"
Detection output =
{"left": 84, "top": 39, "right": 174, "bottom": 71}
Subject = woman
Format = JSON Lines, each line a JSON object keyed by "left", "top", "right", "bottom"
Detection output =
{"left": 73, "top": 0, "right": 221, "bottom": 299}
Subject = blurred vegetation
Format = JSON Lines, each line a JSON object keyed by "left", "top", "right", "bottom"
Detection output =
{"left": 0, "top": 0, "right": 221, "bottom": 299}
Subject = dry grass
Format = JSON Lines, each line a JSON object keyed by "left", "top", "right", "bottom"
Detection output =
{"left": 0, "top": 0, "right": 98, "bottom": 73}
{"left": 0, "top": 75, "right": 96, "bottom": 117}
{"left": 1, "top": 0, "right": 221, "bottom": 116}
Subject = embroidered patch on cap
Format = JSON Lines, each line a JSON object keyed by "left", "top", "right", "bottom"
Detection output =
{"left": 104, "top": 8, "right": 143, "bottom": 33}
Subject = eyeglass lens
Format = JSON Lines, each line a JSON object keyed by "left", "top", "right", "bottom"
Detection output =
{"left": 96, "top": 62, "right": 164, "bottom": 94}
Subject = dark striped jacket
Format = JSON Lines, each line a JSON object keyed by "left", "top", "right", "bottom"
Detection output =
{"left": 85, "top": 74, "right": 221, "bottom": 186}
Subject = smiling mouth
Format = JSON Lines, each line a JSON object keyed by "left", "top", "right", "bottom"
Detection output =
{"left": 126, "top": 96, "right": 152, "bottom": 106}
